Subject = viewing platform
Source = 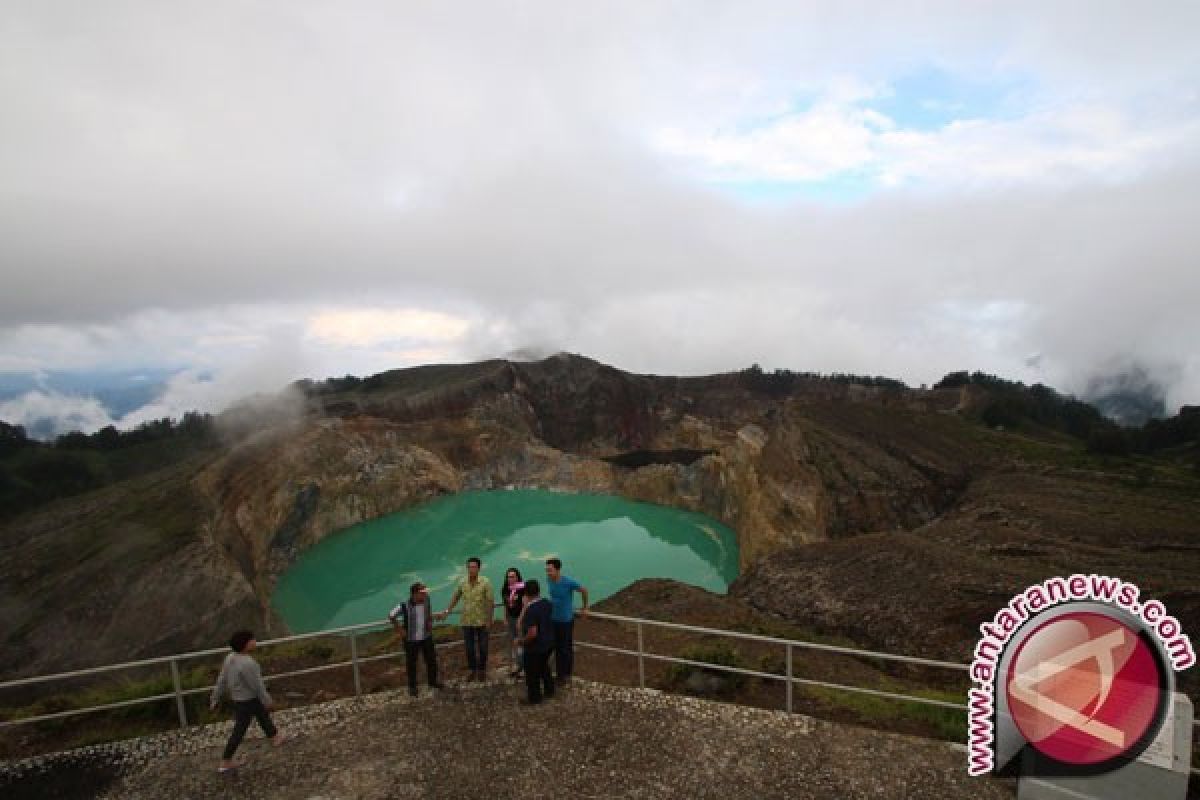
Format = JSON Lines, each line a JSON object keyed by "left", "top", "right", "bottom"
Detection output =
{"left": 3, "top": 675, "right": 1009, "bottom": 800}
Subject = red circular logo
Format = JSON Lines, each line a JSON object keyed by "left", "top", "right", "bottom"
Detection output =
{"left": 1005, "top": 611, "right": 1166, "bottom": 766}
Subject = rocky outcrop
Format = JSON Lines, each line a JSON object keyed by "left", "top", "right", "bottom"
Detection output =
{"left": 732, "top": 465, "right": 1200, "bottom": 681}
{"left": 188, "top": 357, "right": 978, "bottom": 639}
{"left": 0, "top": 355, "right": 986, "bottom": 676}
{"left": 193, "top": 418, "right": 464, "bottom": 624}
{"left": 193, "top": 413, "right": 810, "bottom": 627}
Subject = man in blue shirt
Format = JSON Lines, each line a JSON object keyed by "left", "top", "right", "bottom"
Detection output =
{"left": 545, "top": 557, "right": 589, "bottom": 684}
{"left": 518, "top": 579, "right": 556, "bottom": 704}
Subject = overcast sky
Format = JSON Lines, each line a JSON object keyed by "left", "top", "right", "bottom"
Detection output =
{"left": 2, "top": 1, "right": 1199, "bottom": 432}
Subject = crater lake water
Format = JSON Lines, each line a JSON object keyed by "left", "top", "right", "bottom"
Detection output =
{"left": 272, "top": 489, "right": 739, "bottom": 632}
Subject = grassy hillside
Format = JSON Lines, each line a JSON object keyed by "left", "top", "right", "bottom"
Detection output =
{"left": 0, "top": 415, "right": 219, "bottom": 521}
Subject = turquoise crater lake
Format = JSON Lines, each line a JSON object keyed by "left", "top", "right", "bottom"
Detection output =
{"left": 272, "top": 489, "right": 739, "bottom": 632}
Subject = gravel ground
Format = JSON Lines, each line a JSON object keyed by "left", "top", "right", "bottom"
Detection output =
{"left": 4, "top": 675, "right": 1014, "bottom": 799}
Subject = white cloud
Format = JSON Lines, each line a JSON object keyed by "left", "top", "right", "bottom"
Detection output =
{"left": 116, "top": 346, "right": 302, "bottom": 430}
{"left": 305, "top": 308, "right": 471, "bottom": 348}
{"left": 876, "top": 106, "right": 1200, "bottom": 188}
{"left": 657, "top": 94, "right": 1200, "bottom": 190}
{"left": 1, "top": 2, "right": 1199, "bottom": 416}
{"left": 656, "top": 101, "right": 889, "bottom": 183}
{"left": 0, "top": 391, "right": 115, "bottom": 438}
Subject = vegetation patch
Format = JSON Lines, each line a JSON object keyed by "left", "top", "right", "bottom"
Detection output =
{"left": 802, "top": 683, "right": 966, "bottom": 742}
{"left": 666, "top": 642, "right": 748, "bottom": 691}
{"left": 0, "top": 415, "right": 219, "bottom": 520}
{"left": 934, "top": 370, "right": 1200, "bottom": 469}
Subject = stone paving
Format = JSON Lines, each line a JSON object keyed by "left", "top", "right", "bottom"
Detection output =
{"left": 3, "top": 672, "right": 1015, "bottom": 799}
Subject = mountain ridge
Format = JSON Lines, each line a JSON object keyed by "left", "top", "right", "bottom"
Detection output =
{"left": 1, "top": 353, "right": 1197, "bottom": 691}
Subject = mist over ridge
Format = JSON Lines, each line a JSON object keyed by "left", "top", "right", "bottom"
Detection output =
{"left": 0, "top": 351, "right": 1191, "bottom": 442}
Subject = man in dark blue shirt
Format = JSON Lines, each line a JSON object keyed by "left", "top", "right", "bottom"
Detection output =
{"left": 518, "top": 579, "right": 556, "bottom": 705}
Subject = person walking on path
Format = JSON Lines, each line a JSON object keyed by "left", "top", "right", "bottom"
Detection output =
{"left": 389, "top": 581, "right": 443, "bottom": 696}
{"left": 544, "top": 557, "right": 589, "bottom": 684}
{"left": 500, "top": 567, "right": 526, "bottom": 678}
{"left": 518, "top": 579, "right": 556, "bottom": 705}
{"left": 209, "top": 630, "right": 287, "bottom": 773}
{"left": 438, "top": 556, "right": 494, "bottom": 681}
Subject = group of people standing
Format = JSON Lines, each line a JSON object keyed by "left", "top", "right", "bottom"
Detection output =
{"left": 390, "top": 556, "right": 588, "bottom": 705}
{"left": 208, "top": 555, "right": 587, "bottom": 772}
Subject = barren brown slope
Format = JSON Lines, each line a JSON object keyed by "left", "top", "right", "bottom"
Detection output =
{"left": 0, "top": 454, "right": 258, "bottom": 679}
{"left": 734, "top": 434, "right": 1200, "bottom": 694}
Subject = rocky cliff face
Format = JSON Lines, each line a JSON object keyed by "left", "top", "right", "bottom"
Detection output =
{"left": 16, "top": 353, "right": 1187, "bottom": 684}
{"left": 190, "top": 355, "right": 976, "bottom": 639}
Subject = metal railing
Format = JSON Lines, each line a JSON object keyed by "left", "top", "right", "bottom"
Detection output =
{"left": 2, "top": 607, "right": 1198, "bottom": 778}
{"left": 578, "top": 610, "right": 967, "bottom": 713}
{"left": 0, "top": 611, "right": 496, "bottom": 730}
{"left": 578, "top": 611, "right": 1199, "bottom": 779}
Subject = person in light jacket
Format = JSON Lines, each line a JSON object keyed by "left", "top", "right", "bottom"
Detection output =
{"left": 210, "top": 629, "right": 287, "bottom": 772}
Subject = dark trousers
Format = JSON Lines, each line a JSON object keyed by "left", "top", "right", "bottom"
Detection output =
{"left": 524, "top": 648, "right": 555, "bottom": 703}
{"left": 222, "top": 698, "right": 276, "bottom": 760}
{"left": 404, "top": 636, "right": 438, "bottom": 689}
{"left": 552, "top": 620, "right": 574, "bottom": 678}
{"left": 462, "top": 625, "right": 488, "bottom": 671}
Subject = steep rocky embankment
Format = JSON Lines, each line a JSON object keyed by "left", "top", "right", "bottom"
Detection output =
{"left": 735, "top": 460, "right": 1200, "bottom": 688}
{"left": 3, "top": 353, "right": 1198, "bottom": 683}
{"left": 192, "top": 356, "right": 976, "bottom": 635}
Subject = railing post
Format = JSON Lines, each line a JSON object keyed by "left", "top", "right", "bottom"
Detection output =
{"left": 785, "top": 643, "right": 793, "bottom": 714}
{"left": 350, "top": 633, "right": 362, "bottom": 697}
{"left": 636, "top": 622, "right": 645, "bottom": 689}
{"left": 169, "top": 658, "right": 187, "bottom": 729}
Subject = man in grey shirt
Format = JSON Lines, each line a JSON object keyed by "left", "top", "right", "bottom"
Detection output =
{"left": 210, "top": 630, "right": 287, "bottom": 772}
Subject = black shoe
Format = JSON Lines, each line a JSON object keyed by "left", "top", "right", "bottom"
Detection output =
{"left": 408, "top": 687, "right": 418, "bottom": 697}
{"left": 430, "top": 682, "right": 444, "bottom": 690}
{"left": 518, "top": 697, "right": 541, "bottom": 706}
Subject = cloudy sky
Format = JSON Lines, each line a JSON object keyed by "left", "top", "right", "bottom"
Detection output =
{"left": 2, "top": 1, "right": 1199, "bottom": 433}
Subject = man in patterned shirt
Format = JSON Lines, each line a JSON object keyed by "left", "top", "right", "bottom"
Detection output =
{"left": 439, "top": 556, "right": 494, "bottom": 681}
